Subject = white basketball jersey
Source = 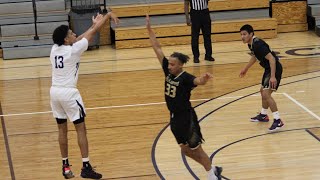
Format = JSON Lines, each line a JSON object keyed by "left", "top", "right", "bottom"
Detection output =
{"left": 50, "top": 38, "right": 88, "bottom": 88}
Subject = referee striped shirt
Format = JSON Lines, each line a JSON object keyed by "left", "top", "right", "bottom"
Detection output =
{"left": 187, "top": 0, "right": 208, "bottom": 10}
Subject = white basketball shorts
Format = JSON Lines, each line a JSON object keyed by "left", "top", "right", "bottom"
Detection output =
{"left": 50, "top": 86, "right": 86, "bottom": 122}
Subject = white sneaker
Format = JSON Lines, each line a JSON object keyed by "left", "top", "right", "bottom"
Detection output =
{"left": 207, "top": 167, "right": 218, "bottom": 180}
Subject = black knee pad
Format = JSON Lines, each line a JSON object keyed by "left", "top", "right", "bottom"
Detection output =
{"left": 56, "top": 118, "right": 67, "bottom": 124}
{"left": 73, "top": 117, "right": 84, "bottom": 124}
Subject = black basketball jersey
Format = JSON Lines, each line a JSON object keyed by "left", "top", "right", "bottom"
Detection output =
{"left": 162, "top": 57, "right": 197, "bottom": 112}
{"left": 249, "top": 37, "right": 281, "bottom": 70}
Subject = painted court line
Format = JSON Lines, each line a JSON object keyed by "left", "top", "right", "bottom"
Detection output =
{"left": 0, "top": 94, "right": 266, "bottom": 117}
{"left": 0, "top": 93, "right": 286, "bottom": 118}
{"left": 283, "top": 93, "right": 320, "bottom": 120}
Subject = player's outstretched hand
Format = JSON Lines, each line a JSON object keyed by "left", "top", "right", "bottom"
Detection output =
{"left": 92, "top": 13, "right": 103, "bottom": 25}
{"left": 195, "top": 72, "right": 213, "bottom": 85}
{"left": 201, "top": 72, "right": 213, "bottom": 84}
{"left": 108, "top": 12, "right": 120, "bottom": 25}
{"left": 203, "top": 72, "right": 213, "bottom": 80}
{"left": 239, "top": 68, "right": 247, "bottom": 78}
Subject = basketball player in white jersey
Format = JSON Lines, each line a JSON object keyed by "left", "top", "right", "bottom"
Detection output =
{"left": 50, "top": 12, "right": 119, "bottom": 179}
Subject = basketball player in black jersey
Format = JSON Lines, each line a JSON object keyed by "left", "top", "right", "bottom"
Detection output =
{"left": 146, "top": 14, "right": 222, "bottom": 180}
{"left": 239, "top": 24, "right": 284, "bottom": 132}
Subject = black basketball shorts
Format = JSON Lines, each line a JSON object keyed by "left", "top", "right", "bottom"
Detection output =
{"left": 170, "top": 108, "right": 204, "bottom": 150}
{"left": 261, "top": 63, "right": 283, "bottom": 91}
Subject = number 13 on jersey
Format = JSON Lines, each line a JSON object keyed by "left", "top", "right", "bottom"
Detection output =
{"left": 55, "top": 56, "right": 64, "bottom": 69}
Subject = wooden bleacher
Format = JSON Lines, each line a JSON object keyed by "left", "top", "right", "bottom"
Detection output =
{"left": 115, "top": 18, "right": 277, "bottom": 49}
{"left": 271, "top": 0, "right": 308, "bottom": 33}
{"left": 110, "top": 0, "right": 277, "bottom": 49}
{"left": 112, "top": 0, "right": 270, "bottom": 17}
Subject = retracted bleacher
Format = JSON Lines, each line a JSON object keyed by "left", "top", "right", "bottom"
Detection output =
{"left": 111, "top": 0, "right": 278, "bottom": 49}
{"left": 307, "top": 0, "right": 320, "bottom": 36}
{"left": 0, "top": 0, "right": 68, "bottom": 59}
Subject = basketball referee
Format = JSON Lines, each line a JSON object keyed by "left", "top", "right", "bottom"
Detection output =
{"left": 185, "top": 0, "right": 215, "bottom": 63}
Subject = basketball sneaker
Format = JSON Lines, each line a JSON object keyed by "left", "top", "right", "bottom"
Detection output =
{"left": 80, "top": 164, "right": 102, "bottom": 179}
{"left": 215, "top": 166, "right": 223, "bottom": 180}
{"left": 250, "top": 113, "right": 269, "bottom": 122}
{"left": 269, "top": 119, "right": 284, "bottom": 132}
{"left": 62, "top": 164, "right": 74, "bottom": 179}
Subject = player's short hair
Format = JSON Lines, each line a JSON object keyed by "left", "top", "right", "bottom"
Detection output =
{"left": 170, "top": 52, "right": 190, "bottom": 64}
{"left": 52, "top": 25, "right": 69, "bottom": 46}
{"left": 240, "top": 24, "right": 254, "bottom": 36}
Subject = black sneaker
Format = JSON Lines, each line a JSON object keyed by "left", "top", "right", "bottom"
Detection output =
{"left": 204, "top": 57, "right": 215, "bottom": 61}
{"left": 194, "top": 58, "right": 200, "bottom": 63}
{"left": 269, "top": 119, "right": 284, "bottom": 132}
{"left": 215, "top": 166, "right": 223, "bottom": 180}
{"left": 80, "top": 164, "right": 102, "bottom": 179}
{"left": 250, "top": 113, "right": 269, "bottom": 122}
{"left": 62, "top": 165, "right": 74, "bottom": 179}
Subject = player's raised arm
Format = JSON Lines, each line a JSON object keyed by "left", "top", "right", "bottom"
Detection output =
{"left": 194, "top": 72, "right": 213, "bottom": 85}
{"left": 76, "top": 12, "right": 120, "bottom": 42}
{"left": 146, "top": 14, "right": 165, "bottom": 65}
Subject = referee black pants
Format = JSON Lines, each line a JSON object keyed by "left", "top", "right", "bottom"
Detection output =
{"left": 190, "top": 9, "right": 212, "bottom": 59}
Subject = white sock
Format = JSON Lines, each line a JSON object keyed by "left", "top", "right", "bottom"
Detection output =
{"left": 82, "top": 157, "right": 90, "bottom": 162}
{"left": 273, "top": 111, "right": 280, "bottom": 120}
{"left": 261, "top": 108, "right": 268, "bottom": 115}
{"left": 207, "top": 166, "right": 217, "bottom": 180}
